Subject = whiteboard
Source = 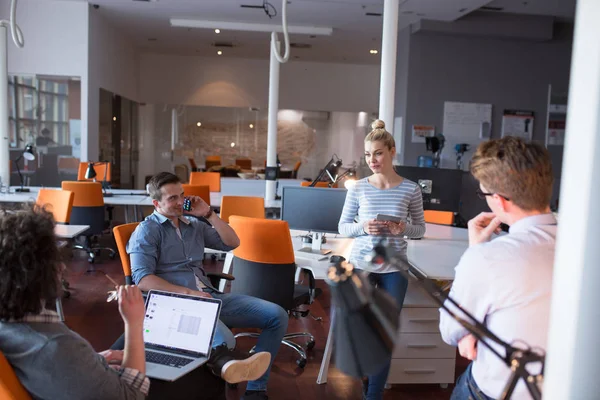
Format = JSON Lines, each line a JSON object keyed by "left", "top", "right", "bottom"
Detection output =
{"left": 442, "top": 101, "right": 492, "bottom": 170}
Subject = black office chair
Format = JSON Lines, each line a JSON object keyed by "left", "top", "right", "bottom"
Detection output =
{"left": 228, "top": 216, "right": 321, "bottom": 368}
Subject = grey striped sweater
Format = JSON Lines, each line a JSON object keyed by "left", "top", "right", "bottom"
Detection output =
{"left": 338, "top": 177, "right": 426, "bottom": 273}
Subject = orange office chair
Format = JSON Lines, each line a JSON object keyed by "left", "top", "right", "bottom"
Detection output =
{"left": 77, "top": 162, "right": 112, "bottom": 183}
{"left": 113, "top": 222, "right": 234, "bottom": 287}
{"left": 300, "top": 181, "right": 337, "bottom": 188}
{"left": 205, "top": 156, "right": 222, "bottom": 170}
{"left": 189, "top": 172, "right": 221, "bottom": 192}
{"left": 61, "top": 181, "right": 116, "bottom": 264}
{"left": 228, "top": 216, "right": 320, "bottom": 368}
{"left": 219, "top": 196, "right": 265, "bottom": 223}
{"left": 0, "top": 352, "right": 31, "bottom": 400}
{"left": 235, "top": 158, "right": 252, "bottom": 170}
{"left": 292, "top": 161, "right": 302, "bottom": 179}
{"left": 424, "top": 210, "right": 455, "bottom": 226}
{"left": 113, "top": 222, "right": 140, "bottom": 285}
{"left": 36, "top": 189, "right": 74, "bottom": 224}
{"left": 182, "top": 184, "right": 211, "bottom": 206}
{"left": 36, "top": 188, "right": 75, "bottom": 299}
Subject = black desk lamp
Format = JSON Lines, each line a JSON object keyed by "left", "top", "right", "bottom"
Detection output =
{"left": 326, "top": 244, "right": 544, "bottom": 400}
{"left": 310, "top": 155, "right": 343, "bottom": 187}
{"left": 15, "top": 145, "right": 35, "bottom": 192}
{"left": 84, "top": 161, "right": 112, "bottom": 197}
{"left": 334, "top": 167, "right": 357, "bottom": 189}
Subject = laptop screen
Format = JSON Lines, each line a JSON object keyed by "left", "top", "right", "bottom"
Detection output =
{"left": 143, "top": 291, "right": 221, "bottom": 357}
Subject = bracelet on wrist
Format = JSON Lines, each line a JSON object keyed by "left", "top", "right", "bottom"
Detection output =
{"left": 204, "top": 208, "right": 213, "bottom": 219}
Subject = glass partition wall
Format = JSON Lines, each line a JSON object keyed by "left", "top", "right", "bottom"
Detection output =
{"left": 143, "top": 105, "right": 371, "bottom": 184}
{"left": 7, "top": 74, "right": 81, "bottom": 188}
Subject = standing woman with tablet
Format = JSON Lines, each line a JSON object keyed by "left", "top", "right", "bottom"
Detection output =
{"left": 338, "top": 119, "right": 426, "bottom": 400}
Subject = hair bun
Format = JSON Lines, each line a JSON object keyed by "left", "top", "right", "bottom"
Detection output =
{"left": 371, "top": 119, "right": 385, "bottom": 130}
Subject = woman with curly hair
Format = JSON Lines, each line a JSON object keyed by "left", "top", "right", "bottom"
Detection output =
{"left": 0, "top": 206, "right": 148, "bottom": 399}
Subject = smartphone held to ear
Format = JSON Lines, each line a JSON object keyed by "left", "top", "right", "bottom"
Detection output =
{"left": 183, "top": 197, "right": 192, "bottom": 212}
{"left": 375, "top": 214, "right": 404, "bottom": 224}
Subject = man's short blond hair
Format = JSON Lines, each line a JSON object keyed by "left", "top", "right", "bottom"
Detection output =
{"left": 470, "top": 137, "right": 553, "bottom": 211}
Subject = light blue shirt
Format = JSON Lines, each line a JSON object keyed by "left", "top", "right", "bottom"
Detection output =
{"left": 338, "top": 177, "right": 425, "bottom": 273}
{"left": 439, "top": 213, "right": 557, "bottom": 399}
{"left": 127, "top": 211, "right": 235, "bottom": 291}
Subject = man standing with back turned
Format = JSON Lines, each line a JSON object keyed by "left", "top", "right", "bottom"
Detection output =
{"left": 440, "top": 137, "right": 556, "bottom": 399}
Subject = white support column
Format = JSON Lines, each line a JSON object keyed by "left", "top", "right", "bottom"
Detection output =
{"left": 0, "top": 26, "right": 9, "bottom": 187}
{"left": 378, "top": 0, "right": 399, "bottom": 133}
{"left": 544, "top": 0, "right": 600, "bottom": 398}
{"left": 265, "top": 36, "right": 280, "bottom": 201}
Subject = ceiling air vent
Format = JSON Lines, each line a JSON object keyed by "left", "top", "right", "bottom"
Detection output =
{"left": 480, "top": 6, "right": 504, "bottom": 11}
{"left": 212, "top": 41, "right": 236, "bottom": 48}
{"left": 290, "top": 43, "right": 311, "bottom": 49}
{"left": 365, "top": 12, "right": 382, "bottom": 17}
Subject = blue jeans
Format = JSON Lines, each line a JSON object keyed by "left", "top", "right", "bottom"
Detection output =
{"left": 363, "top": 270, "right": 408, "bottom": 400}
{"left": 451, "top": 363, "right": 494, "bottom": 400}
{"left": 208, "top": 290, "right": 289, "bottom": 392}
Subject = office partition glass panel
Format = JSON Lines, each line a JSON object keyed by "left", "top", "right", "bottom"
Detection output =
{"left": 5, "top": 74, "right": 81, "bottom": 188}
{"left": 146, "top": 105, "right": 373, "bottom": 182}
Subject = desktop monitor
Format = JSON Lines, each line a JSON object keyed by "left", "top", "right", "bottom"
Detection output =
{"left": 281, "top": 186, "right": 348, "bottom": 254}
{"left": 394, "top": 166, "right": 463, "bottom": 212}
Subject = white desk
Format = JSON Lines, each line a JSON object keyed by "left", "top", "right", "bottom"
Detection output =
{"left": 300, "top": 224, "right": 469, "bottom": 385}
{"left": 55, "top": 224, "right": 89, "bottom": 239}
{"left": 0, "top": 192, "right": 38, "bottom": 203}
{"left": 208, "top": 192, "right": 281, "bottom": 209}
{"left": 220, "top": 178, "right": 303, "bottom": 198}
{"left": 407, "top": 224, "right": 469, "bottom": 281}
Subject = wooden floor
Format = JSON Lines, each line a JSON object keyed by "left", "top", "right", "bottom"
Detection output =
{"left": 61, "top": 245, "right": 465, "bottom": 400}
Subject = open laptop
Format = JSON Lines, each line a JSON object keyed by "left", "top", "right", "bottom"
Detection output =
{"left": 143, "top": 290, "right": 222, "bottom": 381}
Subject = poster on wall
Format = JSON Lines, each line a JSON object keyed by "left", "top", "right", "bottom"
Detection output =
{"left": 411, "top": 124, "right": 435, "bottom": 143}
{"left": 501, "top": 110, "right": 535, "bottom": 141}
{"left": 442, "top": 101, "right": 493, "bottom": 170}
{"left": 547, "top": 120, "right": 566, "bottom": 145}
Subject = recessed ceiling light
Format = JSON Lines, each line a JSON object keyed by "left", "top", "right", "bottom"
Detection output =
{"left": 112, "top": 116, "right": 117, "bottom": 121}
{"left": 230, "top": 142, "right": 236, "bottom": 148}
{"left": 249, "top": 123, "right": 254, "bottom": 128}
{"left": 369, "top": 49, "right": 378, "bottom": 55}
{"left": 215, "top": 28, "right": 221, "bottom": 34}
{"left": 196, "top": 122, "right": 202, "bottom": 127}
{"left": 217, "top": 50, "right": 223, "bottom": 55}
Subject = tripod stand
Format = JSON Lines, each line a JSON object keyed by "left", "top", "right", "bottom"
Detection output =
{"left": 371, "top": 243, "right": 545, "bottom": 400}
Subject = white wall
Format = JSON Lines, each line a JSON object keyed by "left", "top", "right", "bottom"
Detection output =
{"left": 2, "top": 0, "right": 88, "bottom": 152}
{"left": 3, "top": 0, "right": 87, "bottom": 77}
{"left": 139, "top": 53, "right": 380, "bottom": 113}
{"left": 87, "top": 5, "right": 139, "bottom": 161}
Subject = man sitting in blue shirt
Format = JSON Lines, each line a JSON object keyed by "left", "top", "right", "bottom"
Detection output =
{"left": 128, "top": 172, "right": 289, "bottom": 400}
{"left": 439, "top": 137, "right": 556, "bottom": 399}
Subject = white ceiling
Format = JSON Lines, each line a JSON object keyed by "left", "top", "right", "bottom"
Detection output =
{"left": 68, "top": 0, "right": 574, "bottom": 64}
{"left": 484, "top": 0, "right": 576, "bottom": 20}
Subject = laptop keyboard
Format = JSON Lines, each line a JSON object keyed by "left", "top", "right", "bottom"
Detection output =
{"left": 146, "top": 351, "right": 194, "bottom": 368}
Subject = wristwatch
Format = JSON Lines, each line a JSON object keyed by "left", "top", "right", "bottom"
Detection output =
{"left": 204, "top": 208, "right": 214, "bottom": 219}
